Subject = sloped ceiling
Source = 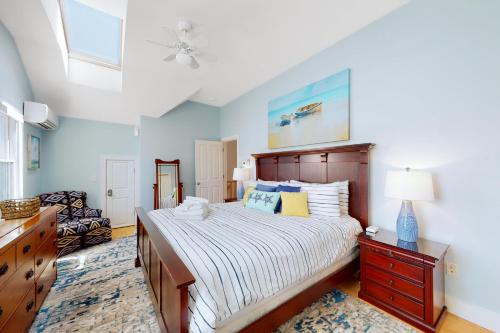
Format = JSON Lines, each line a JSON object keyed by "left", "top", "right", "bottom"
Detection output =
{"left": 0, "top": 0, "right": 407, "bottom": 125}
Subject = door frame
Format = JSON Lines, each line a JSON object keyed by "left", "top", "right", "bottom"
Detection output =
{"left": 99, "top": 155, "right": 140, "bottom": 224}
{"left": 221, "top": 135, "right": 239, "bottom": 199}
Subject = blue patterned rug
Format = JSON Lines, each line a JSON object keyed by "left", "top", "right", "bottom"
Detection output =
{"left": 31, "top": 236, "right": 416, "bottom": 333}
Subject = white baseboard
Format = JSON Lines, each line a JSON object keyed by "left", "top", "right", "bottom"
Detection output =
{"left": 446, "top": 295, "right": 500, "bottom": 331}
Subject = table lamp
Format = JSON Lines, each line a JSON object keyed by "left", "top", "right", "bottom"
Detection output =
{"left": 233, "top": 167, "right": 250, "bottom": 200}
{"left": 385, "top": 168, "right": 434, "bottom": 242}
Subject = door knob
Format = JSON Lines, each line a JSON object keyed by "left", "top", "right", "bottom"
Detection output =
{"left": 107, "top": 189, "right": 113, "bottom": 196}
{"left": 197, "top": 182, "right": 200, "bottom": 186}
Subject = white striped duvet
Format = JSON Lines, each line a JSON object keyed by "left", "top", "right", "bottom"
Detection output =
{"left": 148, "top": 202, "right": 362, "bottom": 333}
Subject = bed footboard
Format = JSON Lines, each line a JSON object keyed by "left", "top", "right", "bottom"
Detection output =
{"left": 136, "top": 208, "right": 195, "bottom": 333}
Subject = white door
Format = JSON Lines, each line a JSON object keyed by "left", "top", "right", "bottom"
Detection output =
{"left": 106, "top": 160, "right": 135, "bottom": 227}
{"left": 195, "top": 140, "right": 224, "bottom": 203}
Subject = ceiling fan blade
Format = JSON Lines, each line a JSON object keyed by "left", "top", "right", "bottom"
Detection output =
{"left": 146, "top": 39, "right": 175, "bottom": 48}
{"left": 163, "top": 54, "right": 176, "bottom": 62}
{"left": 190, "top": 56, "right": 200, "bottom": 69}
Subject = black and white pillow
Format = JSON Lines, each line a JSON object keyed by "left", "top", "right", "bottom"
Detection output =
{"left": 291, "top": 180, "right": 349, "bottom": 216}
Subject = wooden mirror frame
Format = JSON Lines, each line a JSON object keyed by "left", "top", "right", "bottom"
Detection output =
{"left": 153, "top": 159, "right": 183, "bottom": 210}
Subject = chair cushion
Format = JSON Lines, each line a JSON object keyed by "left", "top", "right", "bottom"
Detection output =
{"left": 68, "top": 191, "right": 87, "bottom": 219}
{"left": 84, "top": 207, "right": 102, "bottom": 218}
{"left": 39, "top": 191, "right": 71, "bottom": 223}
{"left": 58, "top": 217, "right": 111, "bottom": 237}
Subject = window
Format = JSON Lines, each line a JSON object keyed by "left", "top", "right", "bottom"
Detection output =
{"left": 61, "top": 0, "right": 123, "bottom": 68}
{"left": 0, "top": 104, "right": 22, "bottom": 201}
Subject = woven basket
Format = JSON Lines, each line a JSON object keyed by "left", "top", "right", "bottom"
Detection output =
{"left": 0, "top": 198, "right": 41, "bottom": 220}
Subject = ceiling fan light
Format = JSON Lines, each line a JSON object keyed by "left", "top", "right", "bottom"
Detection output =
{"left": 176, "top": 52, "right": 192, "bottom": 65}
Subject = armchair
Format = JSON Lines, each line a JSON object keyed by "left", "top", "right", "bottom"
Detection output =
{"left": 38, "top": 191, "right": 112, "bottom": 256}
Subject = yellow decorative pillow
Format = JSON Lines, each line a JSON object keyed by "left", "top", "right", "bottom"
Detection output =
{"left": 242, "top": 186, "right": 256, "bottom": 205}
{"left": 281, "top": 192, "right": 309, "bottom": 217}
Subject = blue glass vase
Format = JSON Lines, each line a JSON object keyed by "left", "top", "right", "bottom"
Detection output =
{"left": 396, "top": 200, "right": 418, "bottom": 242}
{"left": 236, "top": 181, "right": 245, "bottom": 200}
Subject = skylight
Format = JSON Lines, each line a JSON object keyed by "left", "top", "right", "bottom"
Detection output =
{"left": 61, "top": 0, "right": 123, "bottom": 68}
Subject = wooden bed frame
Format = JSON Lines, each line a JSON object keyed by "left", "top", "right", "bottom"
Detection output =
{"left": 135, "top": 143, "right": 374, "bottom": 333}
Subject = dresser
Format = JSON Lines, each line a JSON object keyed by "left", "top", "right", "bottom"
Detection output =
{"left": 0, "top": 207, "right": 58, "bottom": 332}
{"left": 358, "top": 230, "right": 449, "bottom": 333}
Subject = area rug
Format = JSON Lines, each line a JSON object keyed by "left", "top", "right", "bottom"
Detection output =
{"left": 31, "top": 236, "right": 416, "bottom": 333}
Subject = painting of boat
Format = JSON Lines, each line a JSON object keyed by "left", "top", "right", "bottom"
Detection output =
{"left": 268, "top": 69, "right": 350, "bottom": 149}
{"left": 295, "top": 102, "right": 322, "bottom": 117}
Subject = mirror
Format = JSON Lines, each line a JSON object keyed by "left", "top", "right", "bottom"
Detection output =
{"left": 154, "top": 159, "right": 183, "bottom": 209}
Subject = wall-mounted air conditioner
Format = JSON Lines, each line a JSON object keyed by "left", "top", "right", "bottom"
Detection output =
{"left": 23, "top": 102, "right": 58, "bottom": 130}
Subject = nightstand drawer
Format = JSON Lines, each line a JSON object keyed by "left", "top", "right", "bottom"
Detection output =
{"left": 365, "top": 281, "right": 424, "bottom": 319}
{"left": 365, "top": 247, "right": 423, "bottom": 283}
{"left": 366, "top": 265, "right": 424, "bottom": 301}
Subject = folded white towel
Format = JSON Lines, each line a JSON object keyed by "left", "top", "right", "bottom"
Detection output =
{"left": 174, "top": 210, "right": 208, "bottom": 221}
{"left": 176, "top": 202, "right": 206, "bottom": 212}
{"left": 185, "top": 196, "right": 209, "bottom": 205}
{"left": 175, "top": 207, "right": 207, "bottom": 216}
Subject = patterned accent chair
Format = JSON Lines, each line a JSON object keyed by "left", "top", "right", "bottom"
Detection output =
{"left": 38, "top": 191, "right": 112, "bottom": 257}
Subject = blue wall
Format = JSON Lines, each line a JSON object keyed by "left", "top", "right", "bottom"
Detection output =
{"left": 140, "top": 101, "right": 220, "bottom": 211}
{"left": 0, "top": 21, "right": 42, "bottom": 198}
{"left": 40, "top": 117, "right": 139, "bottom": 208}
{"left": 220, "top": 0, "right": 500, "bottom": 329}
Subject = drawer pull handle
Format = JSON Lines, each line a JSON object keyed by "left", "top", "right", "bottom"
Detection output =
{"left": 388, "top": 279, "right": 394, "bottom": 286}
{"left": 387, "top": 250, "right": 393, "bottom": 257}
{"left": 23, "top": 244, "right": 32, "bottom": 254}
{"left": 36, "top": 258, "right": 44, "bottom": 266}
{"left": 37, "top": 284, "right": 44, "bottom": 294}
{"left": 53, "top": 261, "right": 57, "bottom": 268}
{"left": 25, "top": 269, "right": 34, "bottom": 280}
{"left": 388, "top": 263, "right": 394, "bottom": 269}
{"left": 40, "top": 230, "right": 46, "bottom": 238}
{"left": 0, "top": 262, "right": 8, "bottom": 276}
{"left": 50, "top": 221, "right": 55, "bottom": 227}
{"left": 388, "top": 295, "right": 394, "bottom": 301}
{"left": 0, "top": 306, "right": 3, "bottom": 317}
{"left": 26, "top": 300, "right": 34, "bottom": 312}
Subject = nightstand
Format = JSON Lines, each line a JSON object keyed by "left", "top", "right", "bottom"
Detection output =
{"left": 358, "top": 230, "right": 449, "bottom": 332}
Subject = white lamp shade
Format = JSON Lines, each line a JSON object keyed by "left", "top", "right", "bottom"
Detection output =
{"left": 385, "top": 169, "right": 434, "bottom": 201}
{"left": 233, "top": 167, "right": 250, "bottom": 181}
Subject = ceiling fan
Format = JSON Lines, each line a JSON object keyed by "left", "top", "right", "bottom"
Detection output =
{"left": 147, "top": 20, "right": 206, "bottom": 69}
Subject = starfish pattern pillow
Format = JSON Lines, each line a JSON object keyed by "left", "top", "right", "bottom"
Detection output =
{"left": 245, "top": 190, "right": 281, "bottom": 214}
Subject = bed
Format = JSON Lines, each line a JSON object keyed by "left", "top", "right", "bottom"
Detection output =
{"left": 135, "top": 143, "right": 374, "bottom": 333}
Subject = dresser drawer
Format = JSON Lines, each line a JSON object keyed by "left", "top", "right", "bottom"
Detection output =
{"left": 16, "top": 229, "right": 38, "bottom": 269}
{"left": 36, "top": 257, "right": 57, "bottom": 312}
{"left": 364, "top": 247, "right": 424, "bottom": 283}
{"left": 1, "top": 285, "right": 36, "bottom": 333}
{"left": 366, "top": 281, "right": 424, "bottom": 319}
{"left": 34, "top": 233, "right": 57, "bottom": 280}
{"left": 366, "top": 265, "right": 424, "bottom": 301}
{"left": 0, "top": 259, "right": 35, "bottom": 329}
{"left": 0, "top": 245, "right": 16, "bottom": 289}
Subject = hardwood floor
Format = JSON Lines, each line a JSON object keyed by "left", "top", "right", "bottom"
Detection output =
{"left": 112, "top": 225, "right": 135, "bottom": 239}
{"left": 111, "top": 227, "right": 489, "bottom": 333}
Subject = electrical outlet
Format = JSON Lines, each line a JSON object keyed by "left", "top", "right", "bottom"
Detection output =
{"left": 446, "top": 262, "right": 458, "bottom": 276}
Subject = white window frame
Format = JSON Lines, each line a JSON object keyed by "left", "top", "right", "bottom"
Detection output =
{"left": 58, "top": 0, "right": 125, "bottom": 71}
{"left": 0, "top": 102, "right": 24, "bottom": 200}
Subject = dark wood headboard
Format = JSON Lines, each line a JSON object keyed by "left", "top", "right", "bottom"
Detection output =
{"left": 252, "top": 143, "right": 374, "bottom": 229}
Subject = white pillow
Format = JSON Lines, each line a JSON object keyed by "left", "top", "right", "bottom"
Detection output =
{"left": 298, "top": 183, "right": 341, "bottom": 217}
{"left": 290, "top": 180, "right": 349, "bottom": 215}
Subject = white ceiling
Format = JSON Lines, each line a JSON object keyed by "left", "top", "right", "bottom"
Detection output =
{"left": 0, "top": 0, "right": 407, "bottom": 125}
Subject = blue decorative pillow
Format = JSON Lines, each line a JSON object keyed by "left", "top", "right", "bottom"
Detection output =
{"left": 256, "top": 184, "right": 277, "bottom": 192}
{"left": 275, "top": 185, "right": 301, "bottom": 213}
{"left": 246, "top": 190, "right": 281, "bottom": 213}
